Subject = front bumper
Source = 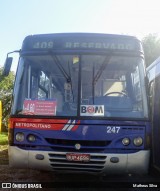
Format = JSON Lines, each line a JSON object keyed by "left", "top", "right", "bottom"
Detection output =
{"left": 9, "top": 146, "right": 150, "bottom": 174}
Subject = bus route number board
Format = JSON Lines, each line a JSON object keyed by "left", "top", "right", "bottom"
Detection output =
{"left": 66, "top": 153, "right": 90, "bottom": 162}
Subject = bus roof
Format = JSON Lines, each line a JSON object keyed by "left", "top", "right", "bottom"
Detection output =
{"left": 21, "top": 33, "right": 143, "bottom": 53}
{"left": 25, "top": 32, "right": 139, "bottom": 39}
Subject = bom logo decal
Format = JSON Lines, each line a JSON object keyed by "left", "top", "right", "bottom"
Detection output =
{"left": 80, "top": 105, "right": 104, "bottom": 116}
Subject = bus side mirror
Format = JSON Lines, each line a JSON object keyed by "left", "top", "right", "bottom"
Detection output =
{"left": 3, "top": 57, "right": 13, "bottom": 76}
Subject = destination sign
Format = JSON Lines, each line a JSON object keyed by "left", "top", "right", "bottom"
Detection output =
{"left": 32, "top": 41, "right": 134, "bottom": 50}
{"left": 22, "top": 34, "right": 142, "bottom": 52}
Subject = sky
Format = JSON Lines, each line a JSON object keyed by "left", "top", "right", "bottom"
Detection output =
{"left": 1, "top": 0, "right": 160, "bottom": 71}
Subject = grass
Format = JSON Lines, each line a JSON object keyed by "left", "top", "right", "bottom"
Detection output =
{"left": 0, "top": 132, "right": 8, "bottom": 145}
{"left": 0, "top": 132, "right": 8, "bottom": 164}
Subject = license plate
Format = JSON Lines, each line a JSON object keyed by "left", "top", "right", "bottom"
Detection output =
{"left": 66, "top": 153, "right": 90, "bottom": 162}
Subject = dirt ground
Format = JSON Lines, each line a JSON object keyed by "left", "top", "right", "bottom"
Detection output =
{"left": 0, "top": 146, "right": 57, "bottom": 191}
{"left": 0, "top": 147, "right": 103, "bottom": 191}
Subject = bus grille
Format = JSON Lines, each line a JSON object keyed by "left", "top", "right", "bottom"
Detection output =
{"left": 48, "top": 152, "right": 106, "bottom": 173}
{"left": 45, "top": 138, "right": 110, "bottom": 148}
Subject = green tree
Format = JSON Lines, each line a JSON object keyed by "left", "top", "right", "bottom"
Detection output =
{"left": 142, "top": 34, "right": 160, "bottom": 67}
{"left": 0, "top": 67, "right": 15, "bottom": 130}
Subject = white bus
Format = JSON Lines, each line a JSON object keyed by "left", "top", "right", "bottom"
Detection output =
{"left": 147, "top": 56, "right": 160, "bottom": 172}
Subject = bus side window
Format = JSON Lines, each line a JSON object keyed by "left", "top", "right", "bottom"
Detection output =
{"left": 131, "top": 67, "right": 141, "bottom": 101}
{"left": 149, "top": 81, "right": 154, "bottom": 114}
{"left": 38, "top": 71, "right": 50, "bottom": 99}
{"left": 30, "top": 69, "right": 50, "bottom": 99}
{"left": 31, "top": 74, "right": 39, "bottom": 99}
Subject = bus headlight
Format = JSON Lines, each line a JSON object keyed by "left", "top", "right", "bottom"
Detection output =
{"left": 122, "top": 138, "right": 130, "bottom": 146}
{"left": 15, "top": 132, "right": 25, "bottom": 142}
{"left": 27, "top": 134, "right": 36, "bottom": 142}
{"left": 133, "top": 137, "right": 143, "bottom": 146}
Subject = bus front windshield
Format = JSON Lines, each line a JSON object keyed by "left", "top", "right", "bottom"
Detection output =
{"left": 13, "top": 54, "right": 148, "bottom": 119}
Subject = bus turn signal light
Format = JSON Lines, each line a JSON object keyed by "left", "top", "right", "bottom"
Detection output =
{"left": 122, "top": 138, "right": 130, "bottom": 146}
{"left": 133, "top": 137, "right": 143, "bottom": 146}
{"left": 15, "top": 132, "right": 25, "bottom": 142}
{"left": 27, "top": 134, "right": 36, "bottom": 142}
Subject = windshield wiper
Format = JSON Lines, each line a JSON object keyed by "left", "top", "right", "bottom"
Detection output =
{"left": 92, "top": 56, "right": 111, "bottom": 104}
{"left": 50, "top": 54, "right": 71, "bottom": 83}
{"left": 50, "top": 53, "right": 74, "bottom": 102}
{"left": 93, "top": 56, "right": 111, "bottom": 85}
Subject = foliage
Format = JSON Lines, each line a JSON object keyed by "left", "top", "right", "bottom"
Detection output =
{"left": 0, "top": 68, "right": 15, "bottom": 129}
{"left": 142, "top": 34, "right": 160, "bottom": 67}
{"left": 0, "top": 132, "right": 8, "bottom": 145}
